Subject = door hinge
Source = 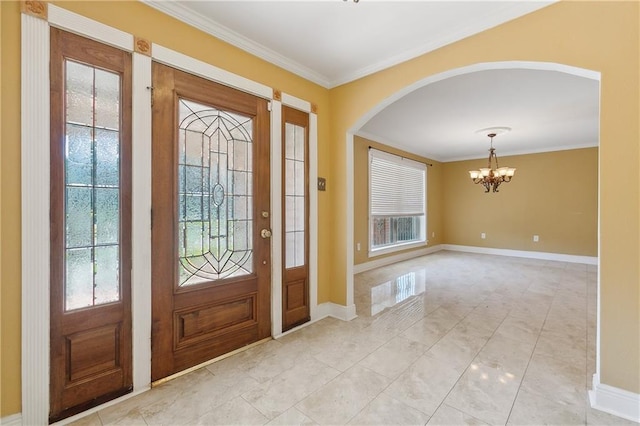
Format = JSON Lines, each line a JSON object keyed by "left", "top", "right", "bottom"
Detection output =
{"left": 150, "top": 208, "right": 153, "bottom": 229}
{"left": 267, "top": 101, "right": 272, "bottom": 112}
{"left": 147, "top": 86, "right": 154, "bottom": 108}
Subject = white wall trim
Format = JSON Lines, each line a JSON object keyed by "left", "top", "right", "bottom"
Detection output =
{"left": 589, "top": 374, "right": 640, "bottom": 423}
{"left": 0, "top": 413, "right": 22, "bottom": 426}
{"left": 131, "top": 53, "right": 153, "bottom": 391}
{"left": 270, "top": 100, "right": 284, "bottom": 337}
{"left": 151, "top": 44, "right": 272, "bottom": 100}
{"left": 21, "top": 12, "right": 51, "bottom": 426}
{"left": 281, "top": 93, "right": 311, "bottom": 113}
{"left": 48, "top": 4, "right": 133, "bottom": 51}
{"left": 316, "top": 302, "right": 358, "bottom": 322}
{"left": 442, "top": 244, "right": 598, "bottom": 265}
{"left": 354, "top": 245, "right": 443, "bottom": 274}
{"left": 308, "top": 112, "right": 319, "bottom": 321}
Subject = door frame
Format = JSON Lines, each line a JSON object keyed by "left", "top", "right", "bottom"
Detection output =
{"left": 20, "top": 4, "right": 318, "bottom": 424}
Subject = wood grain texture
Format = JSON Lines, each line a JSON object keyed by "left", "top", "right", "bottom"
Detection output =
{"left": 49, "top": 28, "right": 132, "bottom": 422}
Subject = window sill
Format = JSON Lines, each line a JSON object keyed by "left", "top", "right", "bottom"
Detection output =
{"left": 369, "top": 240, "right": 427, "bottom": 258}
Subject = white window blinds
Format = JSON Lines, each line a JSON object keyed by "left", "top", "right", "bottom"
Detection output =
{"left": 369, "top": 148, "right": 426, "bottom": 217}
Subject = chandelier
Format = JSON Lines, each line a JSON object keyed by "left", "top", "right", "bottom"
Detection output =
{"left": 468, "top": 132, "right": 516, "bottom": 193}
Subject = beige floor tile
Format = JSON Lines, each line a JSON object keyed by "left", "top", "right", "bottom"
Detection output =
{"left": 266, "top": 407, "right": 316, "bottom": 426}
{"left": 69, "top": 412, "right": 103, "bottom": 426}
{"left": 241, "top": 356, "right": 340, "bottom": 419}
{"left": 384, "top": 353, "right": 465, "bottom": 416}
{"left": 494, "top": 314, "right": 543, "bottom": 345}
{"left": 507, "top": 386, "right": 585, "bottom": 425}
{"left": 358, "top": 336, "right": 427, "bottom": 379}
{"left": 426, "top": 326, "right": 488, "bottom": 371}
{"left": 295, "top": 365, "right": 391, "bottom": 425}
{"left": 445, "top": 360, "right": 522, "bottom": 425}
{"left": 427, "top": 404, "right": 489, "bottom": 425}
{"left": 312, "top": 332, "right": 386, "bottom": 372}
{"left": 475, "top": 333, "right": 535, "bottom": 376}
{"left": 194, "top": 396, "right": 268, "bottom": 425}
{"left": 348, "top": 392, "right": 431, "bottom": 425}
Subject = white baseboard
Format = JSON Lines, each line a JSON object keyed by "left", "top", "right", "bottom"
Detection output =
{"left": 589, "top": 374, "right": 640, "bottom": 423}
{"left": 353, "top": 244, "right": 443, "bottom": 274}
{"left": 0, "top": 413, "right": 22, "bottom": 425}
{"left": 316, "top": 302, "right": 357, "bottom": 321}
{"left": 442, "top": 244, "right": 598, "bottom": 265}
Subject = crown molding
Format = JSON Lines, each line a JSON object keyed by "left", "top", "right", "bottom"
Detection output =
{"left": 327, "top": 2, "right": 556, "bottom": 88}
{"left": 441, "top": 141, "right": 599, "bottom": 163}
{"left": 142, "top": 1, "right": 554, "bottom": 89}
{"left": 141, "top": 0, "right": 332, "bottom": 88}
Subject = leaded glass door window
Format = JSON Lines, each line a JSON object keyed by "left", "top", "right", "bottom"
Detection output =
{"left": 178, "top": 99, "right": 254, "bottom": 286}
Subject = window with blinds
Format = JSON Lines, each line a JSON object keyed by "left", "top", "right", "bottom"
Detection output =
{"left": 369, "top": 148, "right": 426, "bottom": 253}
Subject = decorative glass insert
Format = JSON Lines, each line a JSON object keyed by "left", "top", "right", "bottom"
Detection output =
{"left": 178, "top": 99, "right": 254, "bottom": 286}
{"left": 284, "top": 122, "right": 306, "bottom": 269}
{"left": 64, "top": 60, "right": 121, "bottom": 311}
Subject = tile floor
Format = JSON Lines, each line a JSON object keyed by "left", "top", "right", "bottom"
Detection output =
{"left": 71, "top": 251, "right": 636, "bottom": 425}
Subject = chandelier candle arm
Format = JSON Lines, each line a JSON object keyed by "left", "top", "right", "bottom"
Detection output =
{"left": 467, "top": 132, "right": 516, "bottom": 193}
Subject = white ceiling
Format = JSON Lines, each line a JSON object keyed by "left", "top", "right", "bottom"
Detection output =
{"left": 359, "top": 68, "right": 600, "bottom": 161}
{"left": 145, "top": 1, "right": 599, "bottom": 161}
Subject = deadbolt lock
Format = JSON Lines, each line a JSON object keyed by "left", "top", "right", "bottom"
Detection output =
{"left": 261, "top": 229, "right": 272, "bottom": 239}
{"left": 261, "top": 211, "right": 269, "bottom": 218}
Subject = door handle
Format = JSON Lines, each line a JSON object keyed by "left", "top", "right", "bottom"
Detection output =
{"left": 261, "top": 229, "right": 272, "bottom": 239}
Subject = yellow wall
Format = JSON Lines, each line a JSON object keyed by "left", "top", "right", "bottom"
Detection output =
{"left": 0, "top": 0, "right": 332, "bottom": 417}
{"left": 353, "top": 136, "right": 442, "bottom": 265}
{"left": 443, "top": 148, "right": 598, "bottom": 256}
{"left": 329, "top": 1, "right": 638, "bottom": 394}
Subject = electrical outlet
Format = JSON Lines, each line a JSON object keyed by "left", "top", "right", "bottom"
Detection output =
{"left": 317, "top": 177, "right": 326, "bottom": 191}
{"left": 481, "top": 233, "right": 486, "bottom": 239}
{"left": 431, "top": 231, "right": 435, "bottom": 238}
{"left": 356, "top": 242, "right": 361, "bottom": 251}
{"left": 533, "top": 235, "right": 539, "bottom": 242}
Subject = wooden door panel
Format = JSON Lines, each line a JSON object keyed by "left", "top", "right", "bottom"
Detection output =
{"left": 151, "top": 63, "right": 271, "bottom": 381}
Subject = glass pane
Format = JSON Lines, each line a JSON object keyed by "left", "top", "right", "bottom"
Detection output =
{"left": 285, "top": 196, "right": 295, "bottom": 232}
{"left": 285, "top": 123, "right": 295, "bottom": 159}
{"left": 284, "top": 121, "right": 306, "bottom": 270}
{"left": 94, "top": 68, "right": 120, "bottom": 130}
{"left": 65, "top": 248, "right": 93, "bottom": 310}
{"left": 66, "top": 124, "right": 93, "bottom": 186}
{"left": 295, "top": 231, "right": 305, "bottom": 266}
{"left": 294, "top": 161, "right": 305, "bottom": 196}
{"left": 285, "top": 232, "right": 295, "bottom": 269}
{"left": 177, "top": 98, "right": 254, "bottom": 285}
{"left": 294, "top": 125, "right": 305, "bottom": 161}
{"left": 94, "top": 245, "right": 119, "bottom": 305}
{"left": 95, "top": 129, "right": 119, "bottom": 187}
{"left": 63, "top": 59, "right": 122, "bottom": 311}
{"left": 295, "top": 196, "right": 305, "bottom": 231}
{"left": 95, "top": 188, "right": 119, "bottom": 245}
{"left": 66, "top": 186, "right": 93, "bottom": 248}
{"left": 66, "top": 61, "right": 93, "bottom": 126}
{"left": 285, "top": 159, "right": 295, "bottom": 196}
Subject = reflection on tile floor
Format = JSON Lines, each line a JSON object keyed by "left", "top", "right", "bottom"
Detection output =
{"left": 71, "top": 251, "right": 637, "bottom": 425}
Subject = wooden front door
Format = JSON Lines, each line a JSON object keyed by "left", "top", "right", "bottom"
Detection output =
{"left": 151, "top": 63, "right": 271, "bottom": 381}
{"left": 49, "top": 28, "right": 132, "bottom": 422}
